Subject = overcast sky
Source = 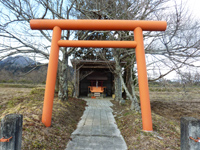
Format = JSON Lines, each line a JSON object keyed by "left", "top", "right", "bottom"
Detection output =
{"left": 181, "top": 0, "right": 200, "bottom": 19}
{"left": 1, "top": 0, "right": 199, "bottom": 80}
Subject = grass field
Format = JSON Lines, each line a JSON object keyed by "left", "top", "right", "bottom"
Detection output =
{"left": 0, "top": 83, "right": 200, "bottom": 149}
{"left": 0, "top": 83, "right": 86, "bottom": 150}
{"left": 112, "top": 85, "right": 200, "bottom": 150}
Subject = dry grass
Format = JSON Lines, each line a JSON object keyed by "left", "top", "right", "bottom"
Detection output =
{"left": 112, "top": 86, "right": 200, "bottom": 150}
{"left": 1, "top": 84, "right": 200, "bottom": 150}
{"left": 0, "top": 85, "right": 86, "bottom": 150}
{"left": 112, "top": 101, "right": 180, "bottom": 150}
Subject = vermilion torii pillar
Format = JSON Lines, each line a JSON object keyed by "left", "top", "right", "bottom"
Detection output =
{"left": 30, "top": 19, "right": 167, "bottom": 131}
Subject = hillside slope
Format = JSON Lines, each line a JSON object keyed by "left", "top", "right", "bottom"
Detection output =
{"left": 0, "top": 85, "right": 86, "bottom": 149}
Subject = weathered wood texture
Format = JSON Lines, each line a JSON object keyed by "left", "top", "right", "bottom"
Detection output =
{"left": 181, "top": 117, "right": 200, "bottom": 150}
{"left": 0, "top": 114, "right": 23, "bottom": 150}
{"left": 81, "top": 66, "right": 112, "bottom": 68}
{"left": 74, "top": 63, "right": 80, "bottom": 98}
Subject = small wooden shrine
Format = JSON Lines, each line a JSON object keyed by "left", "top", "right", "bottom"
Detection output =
{"left": 71, "top": 59, "right": 123, "bottom": 99}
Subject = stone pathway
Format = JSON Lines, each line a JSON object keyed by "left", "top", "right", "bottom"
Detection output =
{"left": 65, "top": 98, "right": 127, "bottom": 150}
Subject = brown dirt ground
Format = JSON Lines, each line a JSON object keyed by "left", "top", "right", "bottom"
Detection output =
{"left": 0, "top": 86, "right": 86, "bottom": 150}
{"left": 151, "top": 100, "right": 200, "bottom": 121}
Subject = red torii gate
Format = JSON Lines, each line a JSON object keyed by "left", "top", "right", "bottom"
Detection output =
{"left": 30, "top": 19, "right": 167, "bottom": 131}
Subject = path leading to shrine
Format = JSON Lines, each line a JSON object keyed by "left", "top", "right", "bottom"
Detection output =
{"left": 65, "top": 98, "right": 127, "bottom": 150}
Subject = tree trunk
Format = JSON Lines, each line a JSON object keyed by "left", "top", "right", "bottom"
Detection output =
{"left": 113, "top": 50, "right": 140, "bottom": 112}
{"left": 58, "top": 49, "right": 68, "bottom": 101}
{"left": 55, "top": 62, "right": 61, "bottom": 93}
{"left": 119, "top": 72, "right": 140, "bottom": 112}
{"left": 114, "top": 74, "right": 121, "bottom": 101}
{"left": 130, "top": 62, "right": 140, "bottom": 112}
{"left": 125, "top": 65, "right": 132, "bottom": 95}
{"left": 113, "top": 51, "right": 122, "bottom": 101}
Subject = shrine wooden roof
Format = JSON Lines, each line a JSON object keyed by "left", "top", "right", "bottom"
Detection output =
{"left": 71, "top": 59, "right": 126, "bottom": 69}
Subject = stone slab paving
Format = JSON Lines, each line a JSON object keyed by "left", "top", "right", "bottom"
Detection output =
{"left": 65, "top": 98, "right": 127, "bottom": 150}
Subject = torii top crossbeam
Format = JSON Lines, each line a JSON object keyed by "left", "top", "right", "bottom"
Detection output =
{"left": 30, "top": 19, "right": 167, "bottom": 31}
{"left": 30, "top": 19, "right": 167, "bottom": 132}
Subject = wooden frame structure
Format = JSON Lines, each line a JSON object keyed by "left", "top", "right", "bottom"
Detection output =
{"left": 71, "top": 60, "right": 124, "bottom": 98}
{"left": 30, "top": 19, "right": 167, "bottom": 131}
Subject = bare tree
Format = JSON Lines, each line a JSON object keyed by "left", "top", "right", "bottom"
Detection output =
{"left": 0, "top": 0, "right": 78, "bottom": 100}
{"left": 71, "top": 0, "right": 200, "bottom": 111}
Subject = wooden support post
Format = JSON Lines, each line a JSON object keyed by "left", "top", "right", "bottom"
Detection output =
{"left": 74, "top": 63, "right": 77, "bottom": 97}
{"left": 42, "top": 26, "right": 61, "bottom": 127}
{"left": 134, "top": 27, "right": 153, "bottom": 131}
{"left": 0, "top": 114, "right": 23, "bottom": 150}
{"left": 181, "top": 117, "right": 200, "bottom": 150}
{"left": 74, "top": 65, "right": 80, "bottom": 98}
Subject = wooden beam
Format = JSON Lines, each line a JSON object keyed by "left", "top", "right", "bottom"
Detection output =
{"left": 58, "top": 40, "right": 137, "bottom": 48}
{"left": 30, "top": 19, "right": 167, "bottom": 31}
{"left": 81, "top": 66, "right": 111, "bottom": 69}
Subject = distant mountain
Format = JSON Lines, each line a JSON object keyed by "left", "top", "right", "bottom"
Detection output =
{"left": 0, "top": 55, "right": 74, "bottom": 83}
{"left": 0, "top": 56, "right": 46, "bottom": 83}
{"left": 0, "top": 56, "right": 37, "bottom": 68}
